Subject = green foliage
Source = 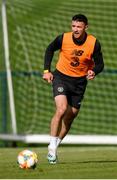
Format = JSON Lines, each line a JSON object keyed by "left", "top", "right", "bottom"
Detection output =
{"left": 0, "top": 0, "right": 117, "bottom": 135}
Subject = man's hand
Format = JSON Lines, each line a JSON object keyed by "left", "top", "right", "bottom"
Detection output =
{"left": 86, "top": 70, "right": 95, "bottom": 80}
{"left": 43, "top": 72, "right": 53, "bottom": 83}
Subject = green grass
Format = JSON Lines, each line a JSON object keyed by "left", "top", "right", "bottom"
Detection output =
{"left": 0, "top": 146, "right": 117, "bottom": 179}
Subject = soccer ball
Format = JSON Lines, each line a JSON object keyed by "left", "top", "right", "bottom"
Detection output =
{"left": 17, "top": 149, "right": 38, "bottom": 169}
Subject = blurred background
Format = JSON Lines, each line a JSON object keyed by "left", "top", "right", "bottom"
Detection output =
{"left": 0, "top": 0, "right": 117, "bottom": 147}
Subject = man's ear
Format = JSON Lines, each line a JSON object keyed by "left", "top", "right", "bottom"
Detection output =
{"left": 85, "top": 25, "right": 88, "bottom": 30}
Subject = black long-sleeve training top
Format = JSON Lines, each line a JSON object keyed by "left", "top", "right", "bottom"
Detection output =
{"left": 44, "top": 33, "right": 104, "bottom": 75}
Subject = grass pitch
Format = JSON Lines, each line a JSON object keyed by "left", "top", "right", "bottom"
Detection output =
{"left": 0, "top": 146, "right": 117, "bottom": 179}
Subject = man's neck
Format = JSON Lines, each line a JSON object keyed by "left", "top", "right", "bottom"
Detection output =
{"left": 72, "top": 32, "right": 87, "bottom": 45}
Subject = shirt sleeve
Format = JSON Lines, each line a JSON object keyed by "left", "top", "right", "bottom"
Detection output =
{"left": 44, "top": 34, "right": 63, "bottom": 71}
{"left": 92, "top": 39, "right": 104, "bottom": 75}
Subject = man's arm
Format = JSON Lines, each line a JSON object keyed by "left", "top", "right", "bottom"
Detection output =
{"left": 44, "top": 34, "right": 63, "bottom": 72}
{"left": 92, "top": 39, "right": 104, "bottom": 75}
{"left": 43, "top": 34, "right": 63, "bottom": 83}
{"left": 87, "top": 39, "right": 104, "bottom": 80}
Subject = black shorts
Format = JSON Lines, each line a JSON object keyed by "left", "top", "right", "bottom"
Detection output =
{"left": 52, "top": 70, "right": 87, "bottom": 109}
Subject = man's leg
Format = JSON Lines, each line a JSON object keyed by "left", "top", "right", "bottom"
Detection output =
{"left": 47, "top": 95, "right": 68, "bottom": 164}
{"left": 57, "top": 105, "right": 79, "bottom": 146}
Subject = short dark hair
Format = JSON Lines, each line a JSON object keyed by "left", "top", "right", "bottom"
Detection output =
{"left": 72, "top": 14, "right": 88, "bottom": 25}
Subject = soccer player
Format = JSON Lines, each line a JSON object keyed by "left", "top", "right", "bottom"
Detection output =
{"left": 43, "top": 14, "right": 104, "bottom": 164}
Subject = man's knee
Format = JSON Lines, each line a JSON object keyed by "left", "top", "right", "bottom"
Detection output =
{"left": 56, "top": 105, "right": 67, "bottom": 117}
